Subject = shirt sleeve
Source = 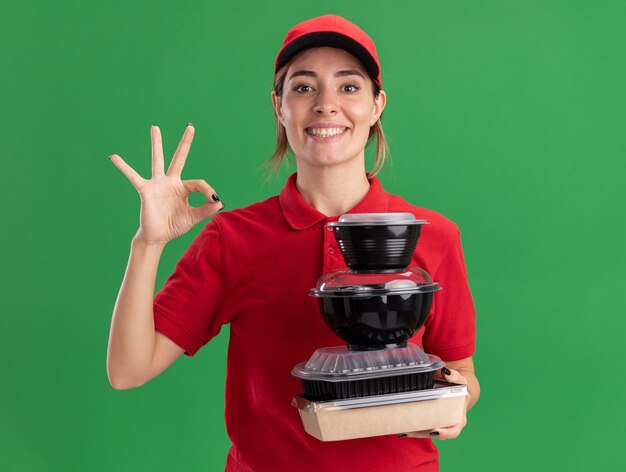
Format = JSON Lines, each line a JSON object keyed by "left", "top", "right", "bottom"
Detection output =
{"left": 422, "top": 228, "right": 476, "bottom": 361}
{"left": 153, "top": 217, "right": 230, "bottom": 357}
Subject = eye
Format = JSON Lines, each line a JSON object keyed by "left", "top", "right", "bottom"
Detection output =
{"left": 293, "top": 84, "right": 313, "bottom": 93}
{"left": 343, "top": 83, "right": 360, "bottom": 93}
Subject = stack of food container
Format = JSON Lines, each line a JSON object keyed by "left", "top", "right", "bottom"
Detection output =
{"left": 291, "top": 213, "right": 468, "bottom": 441}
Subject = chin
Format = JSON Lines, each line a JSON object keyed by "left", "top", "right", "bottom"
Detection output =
{"left": 299, "top": 153, "right": 362, "bottom": 170}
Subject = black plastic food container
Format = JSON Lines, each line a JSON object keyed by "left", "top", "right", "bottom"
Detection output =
{"left": 327, "top": 213, "right": 429, "bottom": 271}
{"left": 309, "top": 269, "right": 440, "bottom": 350}
{"left": 300, "top": 370, "right": 437, "bottom": 401}
{"left": 291, "top": 346, "right": 444, "bottom": 401}
{"left": 315, "top": 291, "right": 434, "bottom": 350}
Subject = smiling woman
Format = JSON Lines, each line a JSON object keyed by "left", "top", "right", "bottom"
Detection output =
{"left": 268, "top": 46, "right": 389, "bottom": 178}
{"left": 270, "top": 47, "right": 386, "bottom": 180}
{"left": 107, "top": 13, "right": 478, "bottom": 472}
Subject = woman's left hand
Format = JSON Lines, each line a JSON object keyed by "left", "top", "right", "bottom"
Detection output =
{"left": 399, "top": 367, "right": 469, "bottom": 440}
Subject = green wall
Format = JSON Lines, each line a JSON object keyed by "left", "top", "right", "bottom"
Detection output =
{"left": 1, "top": 0, "right": 624, "bottom": 470}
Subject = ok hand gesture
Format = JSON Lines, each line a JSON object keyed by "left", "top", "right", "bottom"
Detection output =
{"left": 110, "top": 124, "right": 224, "bottom": 246}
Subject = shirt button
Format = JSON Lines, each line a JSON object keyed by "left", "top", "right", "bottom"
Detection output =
{"left": 327, "top": 247, "right": 335, "bottom": 255}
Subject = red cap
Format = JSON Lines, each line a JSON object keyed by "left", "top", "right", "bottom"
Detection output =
{"left": 274, "top": 14, "right": 382, "bottom": 87}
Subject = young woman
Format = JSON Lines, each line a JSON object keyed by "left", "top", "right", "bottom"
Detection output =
{"left": 107, "top": 14, "right": 480, "bottom": 472}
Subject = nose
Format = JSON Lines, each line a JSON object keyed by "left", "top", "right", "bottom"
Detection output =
{"left": 313, "top": 86, "right": 338, "bottom": 115}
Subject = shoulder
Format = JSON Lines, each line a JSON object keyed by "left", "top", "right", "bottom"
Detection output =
{"left": 201, "top": 195, "right": 285, "bottom": 246}
{"left": 385, "top": 192, "right": 468, "bottom": 279}
{"left": 387, "top": 193, "right": 460, "bottom": 246}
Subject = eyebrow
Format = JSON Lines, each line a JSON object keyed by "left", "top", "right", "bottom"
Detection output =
{"left": 287, "top": 69, "right": 365, "bottom": 81}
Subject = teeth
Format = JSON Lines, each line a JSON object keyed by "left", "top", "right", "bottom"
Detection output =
{"left": 307, "top": 127, "right": 346, "bottom": 137}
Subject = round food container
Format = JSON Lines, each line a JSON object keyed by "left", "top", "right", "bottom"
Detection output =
{"left": 327, "top": 213, "right": 429, "bottom": 271}
{"left": 309, "top": 268, "right": 440, "bottom": 350}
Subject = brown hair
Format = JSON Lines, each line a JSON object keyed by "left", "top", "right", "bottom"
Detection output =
{"left": 260, "top": 55, "right": 390, "bottom": 180}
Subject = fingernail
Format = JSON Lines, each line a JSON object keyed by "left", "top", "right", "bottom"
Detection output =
{"left": 442, "top": 367, "right": 451, "bottom": 376}
{"left": 187, "top": 122, "right": 194, "bottom": 127}
{"left": 397, "top": 434, "right": 407, "bottom": 438}
{"left": 211, "top": 194, "right": 220, "bottom": 202}
{"left": 429, "top": 431, "right": 439, "bottom": 437}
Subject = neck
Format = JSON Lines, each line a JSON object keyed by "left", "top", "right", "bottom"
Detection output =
{"left": 295, "top": 160, "right": 371, "bottom": 217}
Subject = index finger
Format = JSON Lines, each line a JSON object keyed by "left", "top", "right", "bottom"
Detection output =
{"left": 166, "top": 123, "right": 195, "bottom": 177}
{"left": 110, "top": 154, "right": 146, "bottom": 191}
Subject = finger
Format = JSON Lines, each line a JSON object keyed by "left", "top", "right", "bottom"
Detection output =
{"left": 109, "top": 154, "right": 146, "bottom": 191}
{"left": 403, "top": 426, "right": 460, "bottom": 441}
{"left": 400, "top": 430, "right": 432, "bottom": 439}
{"left": 401, "top": 416, "right": 466, "bottom": 440}
{"left": 166, "top": 123, "right": 195, "bottom": 178}
{"left": 192, "top": 200, "right": 225, "bottom": 224}
{"left": 443, "top": 368, "right": 467, "bottom": 385}
{"left": 151, "top": 125, "right": 165, "bottom": 178}
{"left": 430, "top": 410, "right": 468, "bottom": 440}
{"left": 183, "top": 179, "right": 219, "bottom": 201}
{"left": 429, "top": 415, "right": 467, "bottom": 440}
{"left": 183, "top": 179, "right": 224, "bottom": 224}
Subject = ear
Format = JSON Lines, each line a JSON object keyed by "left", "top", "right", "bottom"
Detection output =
{"left": 370, "top": 89, "right": 387, "bottom": 127}
{"left": 271, "top": 90, "right": 284, "bottom": 124}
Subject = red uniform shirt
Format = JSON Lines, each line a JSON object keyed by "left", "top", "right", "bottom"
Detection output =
{"left": 153, "top": 172, "right": 476, "bottom": 471}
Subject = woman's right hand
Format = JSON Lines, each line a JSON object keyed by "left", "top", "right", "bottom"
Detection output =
{"left": 110, "top": 124, "right": 224, "bottom": 246}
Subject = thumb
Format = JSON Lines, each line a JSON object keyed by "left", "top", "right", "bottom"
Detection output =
{"left": 183, "top": 179, "right": 224, "bottom": 224}
{"left": 437, "top": 367, "right": 467, "bottom": 385}
{"left": 192, "top": 199, "right": 224, "bottom": 223}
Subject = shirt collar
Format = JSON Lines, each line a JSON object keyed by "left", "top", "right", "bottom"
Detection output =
{"left": 279, "top": 172, "right": 390, "bottom": 230}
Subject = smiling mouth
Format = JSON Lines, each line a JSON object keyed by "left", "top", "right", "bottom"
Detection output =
{"left": 305, "top": 127, "right": 349, "bottom": 138}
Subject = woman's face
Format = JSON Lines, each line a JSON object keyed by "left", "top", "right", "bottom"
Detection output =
{"left": 272, "top": 47, "right": 386, "bottom": 170}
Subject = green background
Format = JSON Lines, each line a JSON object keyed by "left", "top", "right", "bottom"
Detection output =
{"left": 1, "top": 0, "right": 624, "bottom": 470}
